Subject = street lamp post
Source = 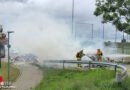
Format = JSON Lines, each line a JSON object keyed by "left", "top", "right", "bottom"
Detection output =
{"left": 7, "top": 31, "right": 14, "bottom": 87}
{"left": 72, "top": 0, "right": 75, "bottom": 35}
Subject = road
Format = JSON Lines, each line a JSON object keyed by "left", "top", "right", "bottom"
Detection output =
{"left": 12, "top": 63, "right": 43, "bottom": 90}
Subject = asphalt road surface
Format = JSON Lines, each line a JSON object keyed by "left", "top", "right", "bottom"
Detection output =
{"left": 12, "top": 63, "right": 43, "bottom": 90}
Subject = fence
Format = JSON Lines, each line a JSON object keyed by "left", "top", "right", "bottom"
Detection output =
{"left": 46, "top": 60, "right": 127, "bottom": 83}
{"left": 104, "top": 47, "right": 130, "bottom": 54}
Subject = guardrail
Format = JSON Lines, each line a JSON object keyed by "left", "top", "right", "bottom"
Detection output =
{"left": 45, "top": 60, "right": 127, "bottom": 83}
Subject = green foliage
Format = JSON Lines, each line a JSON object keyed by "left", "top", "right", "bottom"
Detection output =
{"left": 94, "top": 0, "right": 130, "bottom": 33}
{"left": 35, "top": 68, "right": 130, "bottom": 90}
{"left": 0, "top": 62, "right": 20, "bottom": 82}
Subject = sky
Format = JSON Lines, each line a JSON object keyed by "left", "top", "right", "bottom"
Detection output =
{"left": 0, "top": 0, "right": 126, "bottom": 40}
{"left": 0, "top": 0, "right": 128, "bottom": 60}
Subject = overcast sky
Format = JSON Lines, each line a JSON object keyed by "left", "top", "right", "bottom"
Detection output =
{"left": 0, "top": 0, "right": 127, "bottom": 41}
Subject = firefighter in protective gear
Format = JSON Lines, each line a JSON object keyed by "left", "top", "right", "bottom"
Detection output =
{"left": 76, "top": 50, "right": 85, "bottom": 68}
{"left": 0, "top": 26, "right": 7, "bottom": 58}
{"left": 0, "top": 25, "right": 6, "bottom": 40}
{"left": 97, "top": 49, "right": 103, "bottom": 61}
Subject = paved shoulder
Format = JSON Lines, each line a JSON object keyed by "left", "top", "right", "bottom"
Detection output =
{"left": 12, "top": 63, "right": 43, "bottom": 90}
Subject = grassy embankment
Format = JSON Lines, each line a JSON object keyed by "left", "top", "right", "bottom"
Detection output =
{"left": 104, "top": 41, "right": 130, "bottom": 48}
{"left": 104, "top": 42, "right": 130, "bottom": 54}
{"left": 35, "top": 66, "right": 130, "bottom": 90}
{"left": 0, "top": 62, "right": 20, "bottom": 82}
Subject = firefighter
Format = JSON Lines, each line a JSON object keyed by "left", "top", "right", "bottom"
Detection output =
{"left": 0, "top": 25, "right": 6, "bottom": 39}
{"left": 0, "top": 25, "right": 3, "bottom": 32}
{"left": 0, "top": 26, "right": 3, "bottom": 39}
{"left": 0, "top": 26, "right": 6, "bottom": 58}
{"left": 97, "top": 49, "right": 103, "bottom": 61}
{"left": 76, "top": 50, "right": 85, "bottom": 68}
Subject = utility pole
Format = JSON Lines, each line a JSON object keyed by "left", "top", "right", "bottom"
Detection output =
{"left": 7, "top": 31, "right": 14, "bottom": 87}
{"left": 91, "top": 24, "right": 93, "bottom": 40}
{"left": 122, "top": 31, "right": 125, "bottom": 54}
{"left": 129, "top": 34, "right": 130, "bottom": 41}
{"left": 103, "top": 24, "right": 104, "bottom": 40}
{"left": 127, "top": 34, "right": 128, "bottom": 41}
{"left": 75, "top": 28, "right": 76, "bottom": 40}
{"left": 72, "top": 0, "right": 75, "bottom": 36}
{"left": 115, "top": 29, "right": 117, "bottom": 43}
{"left": 98, "top": 28, "right": 100, "bottom": 40}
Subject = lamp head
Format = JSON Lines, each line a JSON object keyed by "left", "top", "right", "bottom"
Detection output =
{"left": 8, "top": 31, "right": 14, "bottom": 33}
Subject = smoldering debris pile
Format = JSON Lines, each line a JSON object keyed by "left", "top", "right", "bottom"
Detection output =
{"left": 104, "top": 54, "right": 130, "bottom": 63}
{"left": 14, "top": 54, "right": 39, "bottom": 64}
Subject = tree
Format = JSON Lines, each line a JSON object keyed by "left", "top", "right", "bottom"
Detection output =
{"left": 94, "top": 0, "right": 130, "bottom": 34}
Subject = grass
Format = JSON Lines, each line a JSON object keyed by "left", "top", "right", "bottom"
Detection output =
{"left": 0, "top": 62, "right": 20, "bottom": 83}
{"left": 35, "top": 67, "right": 130, "bottom": 90}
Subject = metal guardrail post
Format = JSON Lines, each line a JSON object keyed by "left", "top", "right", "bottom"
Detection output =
{"left": 116, "top": 72, "right": 121, "bottom": 83}
{"left": 114, "top": 65, "right": 117, "bottom": 72}
{"left": 63, "top": 60, "right": 65, "bottom": 69}
{"left": 46, "top": 60, "right": 127, "bottom": 83}
{"left": 88, "top": 61, "right": 90, "bottom": 70}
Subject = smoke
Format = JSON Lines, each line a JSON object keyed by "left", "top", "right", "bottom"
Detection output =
{"left": 9, "top": 12, "right": 81, "bottom": 60}
{"left": 0, "top": 0, "right": 81, "bottom": 61}
{"left": 1, "top": 0, "right": 128, "bottom": 62}
{"left": 0, "top": 0, "right": 27, "bottom": 3}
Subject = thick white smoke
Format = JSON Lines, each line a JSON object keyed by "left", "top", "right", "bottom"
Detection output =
{"left": 10, "top": 12, "right": 81, "bottom": 60}
{"left": 0, "top": 1, "right": 82, "bottom": 61}
{"left": 1, "top": 0, "right": 127, "bottom": 62}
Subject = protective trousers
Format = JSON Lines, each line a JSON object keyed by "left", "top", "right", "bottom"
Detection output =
{"left": 77, "top": 58, "right": 82, "bottom": 68}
